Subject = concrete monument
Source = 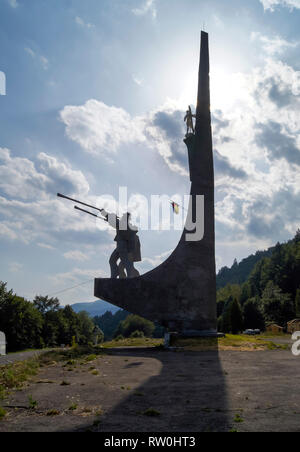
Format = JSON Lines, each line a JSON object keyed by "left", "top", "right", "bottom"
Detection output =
{"left": 95, "top": 31, "right": 218, "bottom": 336}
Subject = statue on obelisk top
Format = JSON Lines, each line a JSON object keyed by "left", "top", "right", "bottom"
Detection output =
{"left": 184, "top": 105, "right": 196, "bottom": 135}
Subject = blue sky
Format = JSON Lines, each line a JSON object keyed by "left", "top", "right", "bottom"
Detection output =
{"left": 0, "top": 0, "right": 299, "bottom": 306}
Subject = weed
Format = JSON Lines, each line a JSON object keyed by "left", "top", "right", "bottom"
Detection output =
{"left": 142, "top": 408, "right": 161, "bottom": 417}
{"left": 0, "top": 359, "right": 39, "bottom": 398}
{"left": 234, "top": 414, "right": 244, "bottom": 423}
{"left": 85, "top": 354, "right": 97, "bottom": 362}
{"left": 47, "top": 409, "right": 60, "bottom": 416}
{"left": 0, "top": 407, "right": 6, "bottom": 420}
{"left": 68, "top": 403, "right": 78, "bottom": 411}
{"left": 28, "top": 395, "right": 38, "bottom": 410}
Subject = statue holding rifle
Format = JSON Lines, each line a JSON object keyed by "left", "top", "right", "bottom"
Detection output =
{"left": 184, "top": 106, "right": 196, "bottom": 135}
{"left": 100, "top": 209, "right": 141, "bottom": 279}
{"left": 57, "top": 193, "right": 141, "bottom": 279}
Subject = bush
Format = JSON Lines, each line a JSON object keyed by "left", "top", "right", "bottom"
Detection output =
{"left": 130, "top": 330, "right": 145, "bottom": 338}
{"left": 114, "top": 314, "right": 155, "bottom": 338}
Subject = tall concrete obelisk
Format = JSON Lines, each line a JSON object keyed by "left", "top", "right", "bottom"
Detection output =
{"left": 94, "top": 31, "right": 217, "bottom": 336}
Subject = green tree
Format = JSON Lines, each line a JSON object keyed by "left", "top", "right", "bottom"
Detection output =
{"left": 240, "top": 282, "right": 252, "bottom": 306}
{"left": 114, "top": 314, "right": 155, "bottom": 338}
{"left": 33, "top": 295, "right": 60, "bottom": 314}
{"left": 261, "top": 281, "right": 295, "bottom": 327}
{"left": 77, "top": 311, "right": 95, "bottom": 345}
{"left": 242, "top": 297, "right": 265, "bottom": 330}
{"left": 0, "top": 286, "right": 44, "bottom": 352}
{"left": 230, "top": 299, "right": 243, "bottom": 334}
{"left": 61, "top": 305, "right": 80, "bottom": 345}
{"left": 220, "top": 296, "right": 233, "bottom": 334}
{"left": 94, "top": 310, "right": 129, "bottom": 341}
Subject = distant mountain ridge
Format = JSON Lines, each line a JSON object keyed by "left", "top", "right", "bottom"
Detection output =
{"left": 71, "top": 299, "right": 120, "bottom": 317}
{"left": 216, "top": 247, "right": 275, "bottom": 289}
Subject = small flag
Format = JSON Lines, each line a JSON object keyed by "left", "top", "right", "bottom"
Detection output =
{"left": 171, "top": 201, "right": 180, "bottom": 215}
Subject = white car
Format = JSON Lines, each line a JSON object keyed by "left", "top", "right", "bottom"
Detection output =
{"left": 243, "top": 329, "right": 260, "bottom": 336}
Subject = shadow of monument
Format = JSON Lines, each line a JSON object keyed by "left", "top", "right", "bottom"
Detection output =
{"left": 92, "top": 345, "right": 230, "bottom": 433}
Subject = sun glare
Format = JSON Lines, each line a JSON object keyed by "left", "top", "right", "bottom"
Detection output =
{"left": 179, "top": 66, "right": 249, "bottom": 113}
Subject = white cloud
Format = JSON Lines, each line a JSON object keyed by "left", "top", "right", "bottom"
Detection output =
{"left": 143, "top": 249, "right": 173, "bottom": 267}
{"left": 40, "top": 55, "right": 49, "bottom": 70}
{"left": 24, "top": 47, "right": 49, "bottom": 70}
{"left": 260, "top": 0, "right": 300, "bottom": 11}
{"left": 7, "top": 0, "right": 18, "bottom": 8}
{"left": 0, "top": 148, "right": 89, "bottom": 200}
{"left": 75, "top": 16, "right": 94, "bottom": 29}
{"left": 251, "top": 32, "right": 299, "bottom": 55}
{"left": 132, "top": 0, "right": 157, "bottom": 18}
{"left": 37, "top": 242, "right": 55, "bottom": 250}
{"left": 132, "top": 75, "right": 144, "bottom": 86}
{"left": 60, "top": 99, "right": 190, "bottom": 175}
{"left": 0, "top": 223, "right": 18, "bottom": 241}
{"left": 9, "top": 262, "right": 23, "bottom": 273}
{"left": 0, "top": 149, "right": 99, "bottom": 247}
{"left": 60, "top": 100, "right": 146, "bottom": 157}
{"left": 63, "top": 250, "right": 90, "bottom": 262}
{"left": 25, "top": 47, "right": 35, "bottom": 58}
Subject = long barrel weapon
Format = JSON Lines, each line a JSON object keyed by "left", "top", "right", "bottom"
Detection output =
{"left": 57, "top": 192, "right": 120, "bottom": 220}
{"left": 74, "top": 206, "right": 107, "bottom": 222}
{"left": 57, "top": 193, "right": 103, "bottom": 213}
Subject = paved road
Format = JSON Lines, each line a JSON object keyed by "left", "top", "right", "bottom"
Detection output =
{"left": 0, "top": 350, "right": 48, "bottom": 366}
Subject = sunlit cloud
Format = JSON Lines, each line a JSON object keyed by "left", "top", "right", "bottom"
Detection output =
{"left": 63, "top": 250, "right": 90, "bottom": 262}
{"left": 132, "top": 0, "right": 157, "bottom": 19}
{"left": 75, "top": 16, "right": 94, "bottom": 29}
{"left": 7, "top": 0, "right": 18, "bottom": 8}
{"left": 251, "top": 31, "right": 299, "bottom": 55}
{"left": 24, "top": 47, "right": 49, "bottom": 70}
{"left": 260, "top": 0, "right": 300, "bottom": 11}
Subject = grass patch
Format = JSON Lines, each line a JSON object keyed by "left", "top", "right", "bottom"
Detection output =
{"left": 0, "top": 406, "right": 6, "bottom": 420}
{"left": 234, "top": 414, "right": 244, "bottom": 423}
{"left": 38, "top": 346, "right": 106, "bottom": 367}
{"left": 28, "top": 395, "right": 38, "bottom": 410}
{"left": 101, "top": 338, "right": 163, "bottom": 348}
{"left": 0, "top": 346, "right": 106, "bottom": 402}
{"left": 60, "top": 380, "right": 71, "bottom": 386}
{"left": 85, "top": 354, "right": 97, "bottom": 362}
{"left": 171, "top": 334, "right": 289, "bottom": 351}
{"left": 0, "top": 358, "right": 40, "bottom": 399}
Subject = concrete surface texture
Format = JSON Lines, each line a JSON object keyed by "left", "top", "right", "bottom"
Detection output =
{"left": 0, "top": 348, "right": 299, "bottom": 432}
{"left": 94, "top": 31, "right": 217, "bottom": 336}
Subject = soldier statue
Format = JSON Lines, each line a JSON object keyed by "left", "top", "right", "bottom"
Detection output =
{"left": 100, "top": 209, "right": 141, "bottom": 279}
{"left": 184, "top": 106, "right": 196, "bottom": 135}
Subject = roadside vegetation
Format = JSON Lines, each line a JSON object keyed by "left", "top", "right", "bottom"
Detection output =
{"left": 171, "top": 334, "right": 290, "bottom": 351}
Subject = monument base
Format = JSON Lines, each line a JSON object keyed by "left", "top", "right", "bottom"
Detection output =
{"left": 164, "top": 331, "right": 225, "bottom": 348}
{"left": 181, "top": 330, "right": 225, "bottom": 338}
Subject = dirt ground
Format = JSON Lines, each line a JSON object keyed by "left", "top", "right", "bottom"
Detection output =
{"left": 0, "top": 345, "right": 299, "bottom": 433}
